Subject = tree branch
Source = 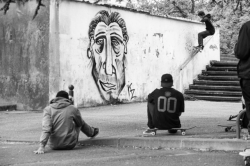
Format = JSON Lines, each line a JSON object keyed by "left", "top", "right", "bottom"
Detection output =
{"left": 32, "top": 0, "right": 45, "bottom": 20}
{"left": 172, "top": 1, "right": 188, "bottom": 18}
{"left": 94, "top": 0, "right": 102, "bottom": 4}
{"left": 0, "top": 0, "right": 15, "bottom": 14}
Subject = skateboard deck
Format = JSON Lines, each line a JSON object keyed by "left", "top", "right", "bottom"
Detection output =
{"left": 217, "top": 124, "right": 236, "bottom": 132}
{"left": 143, "top": 126, "right": 196, "bottom": 137}
{"left": 240, "top": 149, "right": 250, "bottom": 166}
{"left": 228, "top": 114, "right": 237, "bottom": 121}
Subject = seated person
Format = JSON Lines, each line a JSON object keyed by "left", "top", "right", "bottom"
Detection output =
{"left": 34, "top": 90, "right": 99, "bottom": 154}
{"left": 143, "top": 74, "right": 184, "bottom": 135}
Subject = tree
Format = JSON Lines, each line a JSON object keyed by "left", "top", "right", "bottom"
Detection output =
{"left": 124, "top": 0, "right": 250, "bottom": 54}
{"left": 1, "top": 0, "right": 249, "bottom": 53}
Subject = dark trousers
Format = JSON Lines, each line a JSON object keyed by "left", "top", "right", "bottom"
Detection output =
{"left": 240, "top": 79, "right": 250, "bottom": 131}
{"left": 147, "top": 102, "right": 155, "bottom": 129}
{"left": 198, "top": 30, "right": 212, "bottom": 46}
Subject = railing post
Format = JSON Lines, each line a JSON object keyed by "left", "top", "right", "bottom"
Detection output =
{"left": 68, "top": 84, "right": 74, "bottom": 105}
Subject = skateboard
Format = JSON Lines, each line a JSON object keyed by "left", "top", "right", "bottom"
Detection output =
{"left": 143, "top": 126, "right": 196, "bottom": 137}
{"left": 217, "top": 124, "right": 236, "bottom": 132}
{"left": 228, "top": 114, "right": 237, "bottom": 121}
{"left": 239, "top": 149, "right": 250, "bottom": 166}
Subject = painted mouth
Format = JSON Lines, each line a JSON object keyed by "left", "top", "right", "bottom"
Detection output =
{"left": 99, "top": 80, "right": 116, "bottom": 92}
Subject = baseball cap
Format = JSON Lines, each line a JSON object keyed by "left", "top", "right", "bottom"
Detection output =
{"left": 161, "top": 74, "right": 173, "bottom": 83}
{"left": 56, "top": 90, "right": 69, "bottom": 99}
{"left": 198, "top": 11, "right": 205, "bottom": 16}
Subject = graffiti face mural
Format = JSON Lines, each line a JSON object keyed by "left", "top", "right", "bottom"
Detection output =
{"left": 87, "top": 10, "right": 129, "bottom": 102}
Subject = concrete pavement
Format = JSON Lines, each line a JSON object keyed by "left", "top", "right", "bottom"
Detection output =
{"left": 0, "top": 101, "right": 249, "bottom": 151}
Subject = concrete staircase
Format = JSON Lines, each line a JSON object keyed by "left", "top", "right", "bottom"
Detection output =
{"left": 184, "top": 54, "right": 242, "bottom": 102}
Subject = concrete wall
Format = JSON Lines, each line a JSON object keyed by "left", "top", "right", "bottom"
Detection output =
{"left": 0, "top": 1, "right": 50, "bottom": 110}
{"left": 50, "top": 1, "right": 220, "bottom": 108}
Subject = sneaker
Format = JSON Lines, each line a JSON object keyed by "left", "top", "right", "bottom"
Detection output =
{"left": 194, "top": 45, "right": 204, "bottom": 50}
{"left": 239, "top": 149, "right": 250, "bottom": 156}
{"left": 91, "top": 128, "right": 99, "bottom": 138}
{"left": 143, "top": 128, "right": 156, "bottom": 136}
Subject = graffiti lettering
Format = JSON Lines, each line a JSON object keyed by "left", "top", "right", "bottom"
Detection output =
{"left": 209, "top": 44, "right": 218, "bottom": 50}
{"left": 127, "top": 83, "right": 137, "bottom": 100}
{"left": 156, "top": 49, "right": 159, "bottom": 57}
{"left": 153, "top": 33, "right": 163, "bottom": 38}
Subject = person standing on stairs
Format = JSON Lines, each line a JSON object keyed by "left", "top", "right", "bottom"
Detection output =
{"left": 194, "top": 11, "right": 215, "bottom": 50}
{"left": 234, "top": 21, "right": 250, "bottom": 142}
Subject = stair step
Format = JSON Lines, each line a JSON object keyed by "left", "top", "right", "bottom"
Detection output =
{"left": 185, "top": 90, "right": 242, "bottom": 96}
{"left": 210, "top": 60, "right": 237, "bottom": 66}
{"left": 193, "top": 80, "right": 240, "bottom": 86}
{"left": 187, "top": 95, "right": 241, "bottom": 102}
{"left": 202, "top": 70, "right": 237, "bottom": 76}
{"left": 221, "top": 54, "right": 236, "bottom": 58}
{"left": 189, "top": 85, "right": 241, "bottom": 91}
{"left": 198, "top": 75, "right": 240, "bottom": 81}
{"left": 206, "top": 66, "right": 237, "bottom": 71}
{"left": 220, "top": 57, "right": 239, "bottom": 62}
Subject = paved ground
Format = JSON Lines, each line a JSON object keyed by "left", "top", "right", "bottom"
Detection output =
{"left": 1, "top": 100, "right": 249, "bottom": 165}
{"left": 0, "top": 101, "right": 247, "bottom": 143}
{"left": 0, "top": 142, "right": 244, "bottom": 166}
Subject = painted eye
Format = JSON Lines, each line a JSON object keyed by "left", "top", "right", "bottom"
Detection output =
{"left": 112, "top": 39, "right": 119, "bottom": 46}
{"left": 96, "top": 38, "right": 104, "bottom": 45}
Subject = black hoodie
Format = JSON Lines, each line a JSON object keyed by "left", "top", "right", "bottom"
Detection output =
{"left": 234, "top": 21, "right": 250, "bottom": 79}
{"left": 201, "top": 14, "right": 215, "bottom": 35}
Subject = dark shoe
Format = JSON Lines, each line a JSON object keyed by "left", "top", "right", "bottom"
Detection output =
{"left": 194, "top": 45, "right": 204, "bottom": 50}
{"left": 91, "top": 128, "right": 99, "bottom": 138}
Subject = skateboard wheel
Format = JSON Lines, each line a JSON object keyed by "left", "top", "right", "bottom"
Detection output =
{"left": 181, "top": 132, "right": 186, "bottom": 136}
{"left": 152, "top": 132, "right": 156, "bottom": 136}
{"left": 225, "top": 128, "right": 229, "bottom": 132}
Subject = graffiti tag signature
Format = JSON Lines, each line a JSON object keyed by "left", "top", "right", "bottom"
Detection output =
{"left": 127, "top": 83, "right": 137, "bottom": 100}
{"left": 209, "top": 44, "right": 218, "bottom": 50}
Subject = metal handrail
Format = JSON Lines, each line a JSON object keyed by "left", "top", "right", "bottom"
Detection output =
{"left": 236, "top": 109, "right": 246, "bottom": 139}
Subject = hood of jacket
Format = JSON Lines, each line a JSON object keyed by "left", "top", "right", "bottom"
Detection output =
{"left": 49, "top": 97, "right": 72, "bottom": 109}
{"left": 205, "top": 14, "right": 211, "bottom": 19}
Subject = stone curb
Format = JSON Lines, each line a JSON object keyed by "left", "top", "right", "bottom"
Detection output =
{"left": 79, "top": 137, "right": 250, "bottom": 151}
{"left": 3, "top": 137, "right": 250, "bottom": 151}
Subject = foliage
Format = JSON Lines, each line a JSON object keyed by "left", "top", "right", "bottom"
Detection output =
{"left": 123, "top": 0, "right": 250, "bottom": 54}
{"left": 1, "top": 0, "right": 249, "bottom": 53}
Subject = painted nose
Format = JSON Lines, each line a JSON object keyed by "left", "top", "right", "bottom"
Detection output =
{"left": 103, "top": 63, "right": 115, "bottom": 75}
{"left": 105, "top": 36, "right": 113, "bottom": 75}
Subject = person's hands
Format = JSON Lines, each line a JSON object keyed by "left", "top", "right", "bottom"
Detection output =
{"left": 34, "top": 146, "right": 45, "bottom": 154}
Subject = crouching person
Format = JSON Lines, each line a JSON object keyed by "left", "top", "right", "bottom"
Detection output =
{"left": 34, "top": 91, "right": 99, "bottom": 154}
{"left": 143, "top": 74, "right": 184, "bottom": 136}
